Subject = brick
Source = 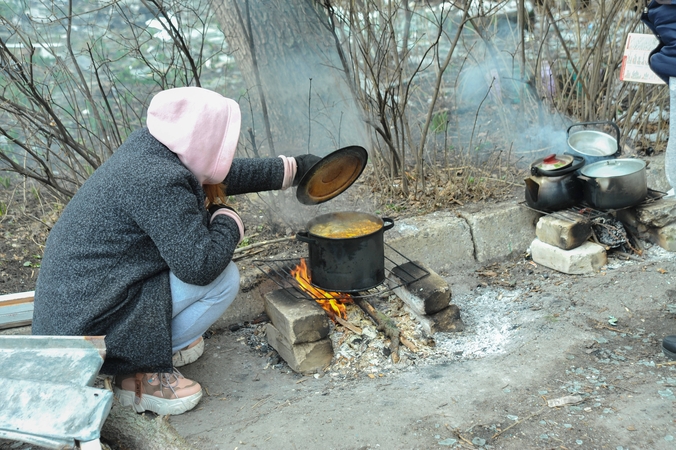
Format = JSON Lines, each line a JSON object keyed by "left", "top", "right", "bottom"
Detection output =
{"left": 390, "top": 261, "right": 451, "bottom": 315}
{"left": 535, "top": 213, "right": 592, "bottom": 250}
{"left": 264, "top": 289, "right": 330, "bottom": 345}
{"left": 265, "top": 324, "right": 333, "bottom": 374}
{"left": 530, "top": 238, "right": 606, "bottom": 274}
{"left": 649, "top": 223, "right": 676, "bottom": 251}
{"left": 404, "top": 304, "right": 464, "bottom": 335}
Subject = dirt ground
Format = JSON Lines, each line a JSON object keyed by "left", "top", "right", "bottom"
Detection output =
{"left": 160, "top": 246, "right": 676, "bottom": 450}
{"left": 3, "top": 182, "right": 676, "bottom": 450}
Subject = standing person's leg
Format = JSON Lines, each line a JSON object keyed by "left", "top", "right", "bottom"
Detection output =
{"left": 170, "top": 261, "right": 240, "bottom": 356}
{"left": 666, "top": 77, "right": 676, "bottom": 193}
{"left": 663, "top": 78, "right": 676, "bottom": 359}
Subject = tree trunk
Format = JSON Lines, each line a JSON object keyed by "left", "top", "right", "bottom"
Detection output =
{"left": 212, "top": 0, "right": 370, "bottom": 158}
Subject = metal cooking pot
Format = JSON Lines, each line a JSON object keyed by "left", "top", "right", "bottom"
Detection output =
{"left": 567, "top": 121, "right": 621, "bottom": 164}
{"left": 296, "top": 212, "right": 394, "bottom": 292}
{"left": 525, "top": 154, "right": 585, "bottom": 212}
{"left": 578, "top": 158, "right": 647, "bottom": 210}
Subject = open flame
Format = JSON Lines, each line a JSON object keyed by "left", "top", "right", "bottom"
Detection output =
{"left": 290, "top": 258, "right": 353, "bottom": 320}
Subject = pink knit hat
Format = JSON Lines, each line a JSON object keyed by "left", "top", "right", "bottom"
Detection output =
{"left": 146, "top": 87, "right": 241, "bottom": 184}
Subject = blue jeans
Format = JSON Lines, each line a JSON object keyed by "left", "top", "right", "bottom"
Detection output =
{"left": 169, "top": 261, "right": 240, "bottom": 353}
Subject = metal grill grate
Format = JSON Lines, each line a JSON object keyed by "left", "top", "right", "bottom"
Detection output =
{"left": 519, "top": 188, "right": 668, "bottom": 218}
{"left": 253, "top": 243, "right": 429, "bottom": 300}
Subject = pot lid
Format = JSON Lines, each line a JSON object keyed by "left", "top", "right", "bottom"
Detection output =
{"left": 580, "top": 158, "right": 646, "bottom": 178}
{"left": 296, "top": 146, "right": 368, "bottom": 205}
{"left": 531, "top": 154, "right": 574, "bottom": 172}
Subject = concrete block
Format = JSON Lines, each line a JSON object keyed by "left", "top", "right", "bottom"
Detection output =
{"left": 386, "top": 211, "right": 475, "bottom": 271}
{"left": 264, "top": 289, "right": 330, "bottom": 345}
{"left": 404, "top": 304, "right": 464, "bottom": 335}
{"left": 530, "top": 238, "right": 606, "bottom": 274}
{"left": 535, "top": 213, "right": 591, "bottom": 250}
{"left": 634, "top": 198, "right": 676, "bottom": 228}
{"left": 390, "top": 261, "right": 451, "bottom": 315}
{"left": 459, "top": 203, "right": 542, "bottom": 263}
{"left": 649, "top": 223, "right": 676, "bottom": 252}
{"left": 265, "top": 323, "right": 333, "bottom": 374}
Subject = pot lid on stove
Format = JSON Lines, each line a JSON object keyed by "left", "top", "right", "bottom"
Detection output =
{"left": 531, "top": 154, "right": 574, "bottom": 171}
{"left": 296, "top": 145, "right": 368, "bottom": 205}
{"left": 530, "top": 153, "right": 585, "bottom": 176}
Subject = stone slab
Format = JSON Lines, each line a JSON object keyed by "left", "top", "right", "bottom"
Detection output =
{"left": 633, "top": 198, "right": 676, "bottom": 228}
{"left": 264, "top": 289, "right": 330, "bottom": 345}
{"left": 535, "top": 212, "right": 592, "bottom": 250}
{"left": 390, "top": 261, "right": 451, "bottom": 315}
{"left": 265, "top": 323, "right": 333, "bottom": 374}
{"left": 530, "top": 238, "right": 607, "bottom": 274}
{"left": 458, "top": 203, "right": 543, "bottom": 264}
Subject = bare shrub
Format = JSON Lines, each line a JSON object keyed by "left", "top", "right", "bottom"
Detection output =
{"left": 0, "top": 0, "right": 227, "bottom": 200}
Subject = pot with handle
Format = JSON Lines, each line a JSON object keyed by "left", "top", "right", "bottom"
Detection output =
{"left": 296, "top": 212, "right": 395, "bottom": 292}
{"left": 524, "top": 154, "right": 586, "bottom": 212}
{"left": 578, "top": 158, "right": 647, "bottom": 210}
{"left": 567, "top": 121, "right": 621, "bottom": 164}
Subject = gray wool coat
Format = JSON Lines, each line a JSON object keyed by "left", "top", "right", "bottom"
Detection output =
{"left": 32, "top": 128, "right": 286, "bottom": 375}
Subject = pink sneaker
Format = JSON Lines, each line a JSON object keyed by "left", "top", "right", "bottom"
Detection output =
{"left": 114, "top": 369, "right": 202, "bottom": 415}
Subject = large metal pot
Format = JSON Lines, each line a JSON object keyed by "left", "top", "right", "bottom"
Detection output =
{"left": 567, "top": 121, "right": 621, "bottom": 164}
{"left": 578, "top": 158, "right": 647, "bottom": 210}
{"left": 525, "top": 154, "right": 585, "bottom": 212}
{"left": 296, "top": 212, "right": 394, "bottom": 292}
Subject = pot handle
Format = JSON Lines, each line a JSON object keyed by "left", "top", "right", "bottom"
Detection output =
{"left": 295, "top": 231, "right": 315, "bottom": 244}
{"left": 566, "top": 121, "right": 622, "bottom": 156}
{"left": 382, "top": 217, "right": 395, "bottom": 231}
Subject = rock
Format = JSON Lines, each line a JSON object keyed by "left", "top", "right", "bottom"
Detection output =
{"left": 634, "top": 198, "right": 676, "bottom": 228}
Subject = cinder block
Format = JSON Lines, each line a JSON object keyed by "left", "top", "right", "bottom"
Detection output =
{"left": 634, "top": 198, "right": 676, "bottom": 228}
{"left": 264, "top": 289, "right": 330, "bottom": 345}
{"left": 390, "top": 261, "right": 451, "bottom": 315}
{"left": 530, "top": 238, "right": 606, "bottom": 274}
{"left": 265, "top": 324, "right": 333, "bottom": 374}
{"left": 649, "top": 223, "right": 676, "bottom": 251}
{"left": 535, "top": 213, "right": 592, "bottom": 250}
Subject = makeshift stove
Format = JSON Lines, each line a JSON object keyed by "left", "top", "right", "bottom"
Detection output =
{"left": 253, "top": 244, "right": 464, "bottom": 374}
{"left": 522, "top": 189, "right": 674, "bottom": 274}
